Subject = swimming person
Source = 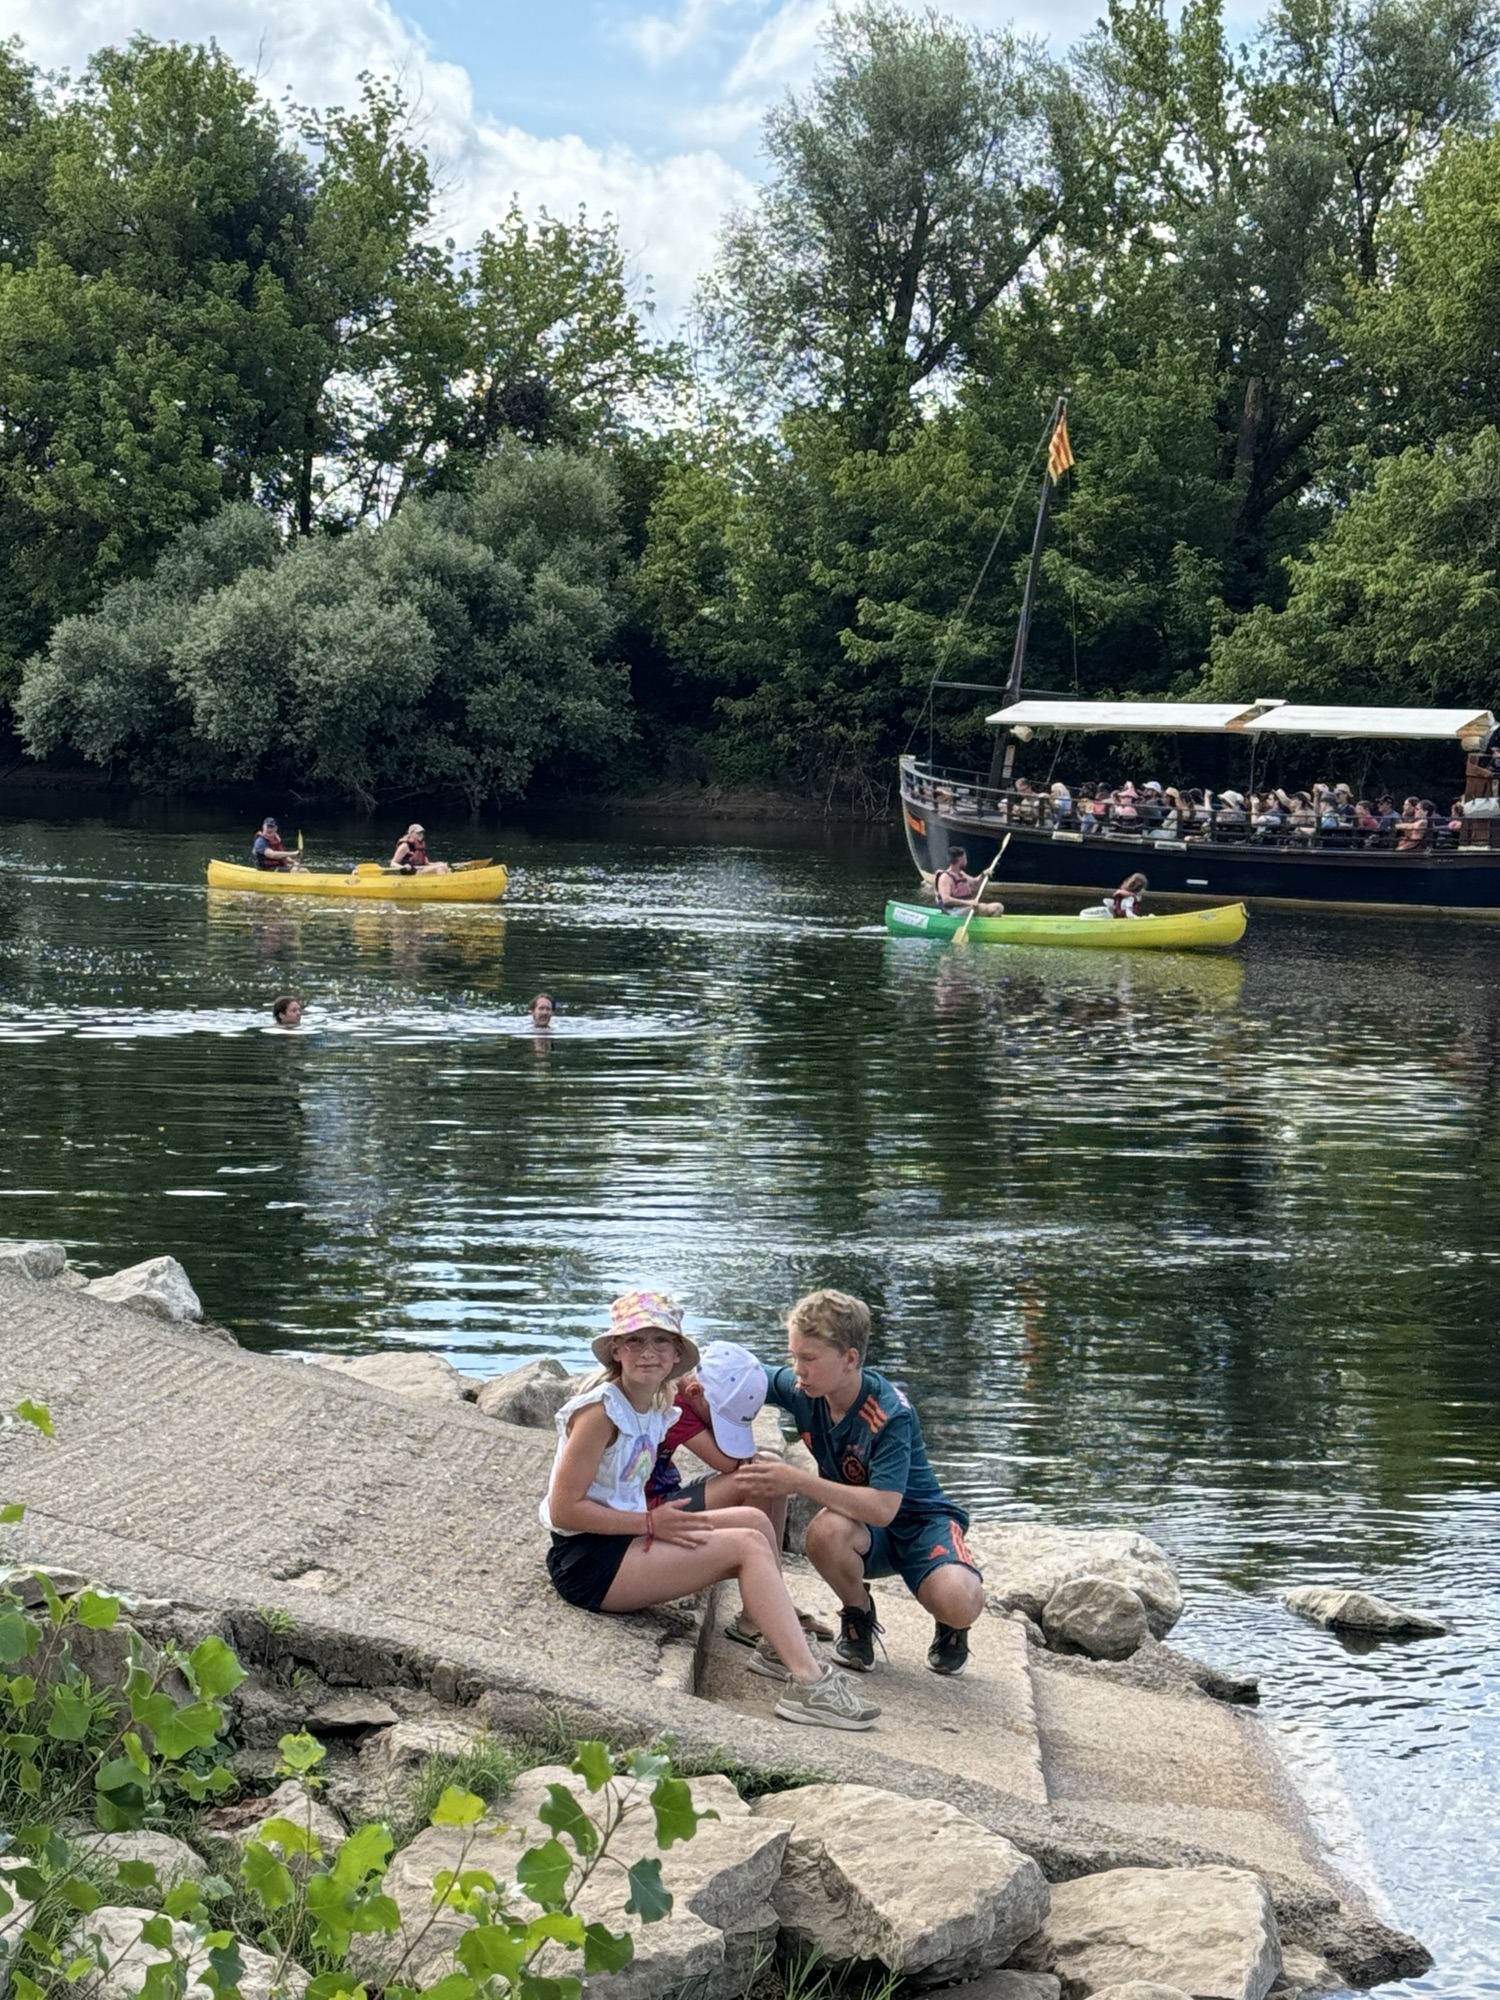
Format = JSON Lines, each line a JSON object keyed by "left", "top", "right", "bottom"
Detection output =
{"left": 531, "top": 994, "right": 555, "bottom": 1028}
{"left": 270, "top": 995, "right": 303, "bottom": 1027}
{"left": 541, "top": 1291, "right": 879, "bottom": 1731}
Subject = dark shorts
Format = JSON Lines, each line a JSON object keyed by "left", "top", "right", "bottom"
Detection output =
{"left": 863, "top": 1513, "right": 982, "bottom": 1596}
{"left": 547, "top": 1531, "right": 632, "bottom": 1613}
{"left": 647, "top": 1475, "right": 709, "bottom": 1514}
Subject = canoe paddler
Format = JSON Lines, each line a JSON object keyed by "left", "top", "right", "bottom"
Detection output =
{"left": 934, "top": 845, "right": 1003, "bottom": 916}
{"left": 390, "top": 823, "right": 451, "bottom": 875}
{"left": 1103, "top": 871, "right": 1148, "bottom": 917}
{"left": 251, "top": 818, "right": 298, "bottom": 871}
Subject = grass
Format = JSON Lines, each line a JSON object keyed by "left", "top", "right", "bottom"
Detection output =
{"left": 388, "top": 1736, "right": 534, "bottom": 1847}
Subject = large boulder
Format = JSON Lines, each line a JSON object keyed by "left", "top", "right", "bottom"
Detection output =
{"left": 933, "top": 1978, "right": 1060, "bottom": 2000}
{"left": 84, "top": 1257, "right": 201, "bottom": 1323}
{"left": 967, "top": 1526, "right": 1183, "bottom": 1638}
{"left": 1014, "top": 1865, "right": 1281, "bottom": 2000}
{"left": 750, "top": 1783, "right": 1048, "bottom": 1986}
{"left": 1282, "top": 1587, "right": 1446, "bottom": 1638}
{"left": 359, "top": 1766, "right": 789, "bottom": 2000}
{"left": 1086, "top": 1987, "right": 1193, "bottom": 2000}
{"left": 474, "top": 1357, "right": 573, "bottom": 1427}
{"left": 0, "top": 1239, "right": 66, "bottom": 1282}
{"left": 313, "top": 1351, "right": 469, "bottom": 1404}
{"left": 71, "top": 1907, "right": 305, "bottom": 2000}
{"left": 1042, "top": 1577, "right": 1149, "bottom": 1661}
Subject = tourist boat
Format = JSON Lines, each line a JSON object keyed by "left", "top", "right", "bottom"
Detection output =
{"left": 900, "top": 702, "right": 1500, "bottom": 913}
{"left": 884, "top": 899, "right": 1246, "bottom": 950}
{"left": 205, "top": 859, "right": 509, "bottom": 903}
{"left": 900, "top": 396, "right": 1500, "bottom": 912}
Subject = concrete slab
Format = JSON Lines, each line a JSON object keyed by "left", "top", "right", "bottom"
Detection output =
{"left": 700, "top": 1566, "right": 1047, "bottom": 1805}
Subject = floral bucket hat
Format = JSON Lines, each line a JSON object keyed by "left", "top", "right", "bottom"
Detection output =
{"left": 591, "top": 1290, "right": 699, "bottom": 1374}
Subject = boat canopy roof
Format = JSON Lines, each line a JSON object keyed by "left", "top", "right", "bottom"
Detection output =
{"left": 986, "top": 697, "right": 1497, "bottom": 746}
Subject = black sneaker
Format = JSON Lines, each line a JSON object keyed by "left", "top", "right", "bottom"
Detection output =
{"left": 927, "top": 1622, "right": 969, "bottom": 1677}
{"left": 835, "top": 1596, "right": 883, "bottom": 1672}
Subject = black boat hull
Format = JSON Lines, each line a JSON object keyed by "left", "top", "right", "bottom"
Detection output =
{"left": 901, "top": 804, "right": 1500, "bottom": 912}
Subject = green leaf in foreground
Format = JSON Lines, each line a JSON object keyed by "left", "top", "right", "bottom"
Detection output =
{"left": 570, "top": 1741, "right": 613, "bottom": 1793}
{"left": 189, "top": 1635, "right": 246, "bottom": 1699}
{"left": 623, "top": 1856, "right": 671, "bottom": 1923}
{"left": 583, "top": 1922, "right": 634, "bottom": 1974}
{"left": 76, "top": 1590, "right": 119, "bottom": 1630}
{"left": 430, "top": 1786, "right": 485, "bottom": 1828}
{"left": 515, "top": 1838, "right": 571, "bottom": 1911}
{"left": 538, "top": 1784, "right": 597, "bottom": 1857}
{"left": 650, "top": 1774, "right": 711, "bottom": 1849}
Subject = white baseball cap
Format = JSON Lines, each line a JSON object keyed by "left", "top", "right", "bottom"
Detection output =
{"left": 696, "top": 1341, "right": 768, "bottom": 1459}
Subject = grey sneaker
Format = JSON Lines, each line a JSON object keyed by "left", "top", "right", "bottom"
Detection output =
{"left": 774, "top": 1665, "right": 880, "bottom": 1731}
{"left": 744, "top": 1637, "right": 786, "bottom": 1680}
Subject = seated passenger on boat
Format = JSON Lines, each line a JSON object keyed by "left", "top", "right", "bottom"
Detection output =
{"left": 390, "top": 823, "right": 451, "bottom": 875}
{"left": 935, "top": 846, "right": 1003, "bottom": 914}
{"left": 251, "top": 818, "right": 297, "bottom": 870}
{"left": 1105, "top": 871, "right": 1147, "bottom": 917}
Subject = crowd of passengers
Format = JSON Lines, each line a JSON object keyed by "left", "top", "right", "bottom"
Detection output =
{"left": 996, "top": 778, "right": 1467, "bottom": 848}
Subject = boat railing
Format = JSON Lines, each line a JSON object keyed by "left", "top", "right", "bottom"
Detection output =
{"left": 900, "top": 763, "right": 1489, "bottom": 854}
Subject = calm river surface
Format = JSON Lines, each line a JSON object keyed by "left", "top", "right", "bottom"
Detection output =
{"left": 1, "top": 800, "right": 1497, "bottom": 1992}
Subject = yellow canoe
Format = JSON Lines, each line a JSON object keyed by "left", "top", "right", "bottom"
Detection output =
{"left": 206, "top": 859, "right": 509, "bottom": 903}
{"left": 884, "top": 899, "right": 1246, "bottom": 949}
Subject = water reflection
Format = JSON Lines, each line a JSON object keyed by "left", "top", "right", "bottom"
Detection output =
{"left": 1, "top": 804, "right": 1499, "bottom": 1989}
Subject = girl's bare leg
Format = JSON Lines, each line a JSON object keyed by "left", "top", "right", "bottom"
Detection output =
{"left": 702, "top": 1485, "right": 791, "bottom": 1635}
{"left": 602, "top": 1524, "right": 821, "bottom": 1681}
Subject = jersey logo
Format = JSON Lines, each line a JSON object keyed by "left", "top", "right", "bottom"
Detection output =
{"left": 951, "top": 1524, "right": 976, "bottom": 1569}
{"left": 857, "top": 1394, "right": 888, "bottom": 1435}
{"left": 840, "top": 1449, "right": 870, "bottom": 1485}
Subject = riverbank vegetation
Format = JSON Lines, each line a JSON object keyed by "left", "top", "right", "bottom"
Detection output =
{"left": 8, "top": 0, "right": 1500, "bottom": 809}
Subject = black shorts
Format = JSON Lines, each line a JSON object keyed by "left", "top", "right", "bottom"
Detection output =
{"left": 546, "top": 1531, "right": 632, "bottom": 1613}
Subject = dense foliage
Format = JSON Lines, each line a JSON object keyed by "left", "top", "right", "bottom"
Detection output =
{"left": 10, "top": 0, "right": 1500, "bottom": 807}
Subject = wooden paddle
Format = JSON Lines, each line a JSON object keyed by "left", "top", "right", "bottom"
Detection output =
{"left": 952, "top": 832, "right": 1012, "bottom": 943}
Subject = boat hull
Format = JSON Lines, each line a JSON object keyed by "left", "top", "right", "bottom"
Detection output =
{"left": 885, "top": 899, "right": 1246, "bottom": 950}
{"left": 900, "top": 801, "right": 1500, "bottom": 914}
{"left": 206, "top": 860, "right": 508, "bottom": 903}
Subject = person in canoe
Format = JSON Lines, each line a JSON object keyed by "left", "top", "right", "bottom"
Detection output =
{"left": 1105, "top": 871, "right": 1148, "bottom": 917}
{"left": 934, "top": 845, "right": 1003, "bottom": 915}
{"left": 390, "top": 824, "right": 450, "bottom": 875}
{"left": 251, "top": 818, "right": 298, "bottom": 871}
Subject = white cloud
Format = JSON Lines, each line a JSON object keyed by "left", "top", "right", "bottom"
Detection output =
{"left": 622, "top": 0, "right": 734, "bottom": 67}
{"left": 0, "top": 0, "right": 752, "bottom": 320}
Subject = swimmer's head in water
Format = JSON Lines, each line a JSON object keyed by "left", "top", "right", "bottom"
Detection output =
{"left": 531, "top": 993, "right": 554, "bottom": 1025}
{"left": 271, "top": 994, "right": 303, "bottom": 1027}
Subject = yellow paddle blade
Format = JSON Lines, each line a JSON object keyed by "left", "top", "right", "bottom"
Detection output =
{"left": 351, "top": 862, "right": 387, "bottom": 875}
{"left": 452, "top": 857, "right": 493, "bottom": 872}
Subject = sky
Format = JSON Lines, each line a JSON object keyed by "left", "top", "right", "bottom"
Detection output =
{"left": 0, "top": 0, "right": 1262, "bottom": 323}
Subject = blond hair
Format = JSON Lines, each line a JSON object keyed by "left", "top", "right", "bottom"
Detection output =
{"left": 786, "top": 1288, "right": 870, "bottom": 1362}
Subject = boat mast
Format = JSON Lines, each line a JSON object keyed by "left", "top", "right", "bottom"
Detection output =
{"left": 987, "top": 393, "right": 1068, "bottom": 791}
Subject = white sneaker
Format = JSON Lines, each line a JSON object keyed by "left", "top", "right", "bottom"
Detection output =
{"left": 774, "top": 1665, "right": 880, "bottom": 1731}
{"left": 745, "top": 1637, "right": 786, "bottom": 1680}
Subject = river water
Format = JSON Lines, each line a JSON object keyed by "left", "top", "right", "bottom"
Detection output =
{"left": 1, "top": 800, "right": 1496, "bottom": 1992}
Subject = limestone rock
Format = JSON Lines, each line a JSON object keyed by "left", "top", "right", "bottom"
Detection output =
{"left": 0, "top": 1239, "right": 67, "bottom": 1282}
{"left": 935, "top": 1976, "right": 1061, "bottom": 2000}
{"left": 1015, "top": 1865, "right": 1281, "bottom": 2000}
{"left": 84, "top": 1257, "right": 201, "bottom": 1324}
{"left": 1276, "top": 1943, "right": 1340, "bottom": 1994}
{"left": 967, "top": 1526, "right": 1183, "bottom": 1638}
{"left": 308, "top": 1691, "right": 400, "bottom": 1733}
{"left": 751, "top": 1782, "right": 1049, "bottom": 1985}
{"left": 1042, "top": 1577, "right": 1150, "bottom": 1661}
{"left": 359, "top": 1765, "right": 788, "bottom": 2000}
{"left": 201, "top": 1780, "right": 345, "bottom": 1878}
{"left": 359, "top": 1714, "right": 486, "bottom": 1781}
{"left": 71, "top": 1907, "right": 305, "bottom": 2000}
{"left": 474, "top": 1357, "right": 573, "bottom": 1427}
{"left": 71, "top": 1830, "right": 209, "bottom": 1899}
{"left": 1085, "top": 1987, "right": 1193, "bottom": 2000}
{"left": 1282, "top": 1587, "right": 1446, "bottom": 1638}
{"left": 313, "top": 1350, "right": 467, "bottom": 1403}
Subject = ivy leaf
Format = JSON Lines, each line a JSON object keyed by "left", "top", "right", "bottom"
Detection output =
{"left": 0, "top": 1503, "right": 26, "bottom": 1524}
{"left": 515, "top": 1838, "right": 571, "bottom": 1911}
{"left": 347, "top": 1892, "right": 400, "bottom": 1935}
{"left": 13, "top": 1402, "right": 54, "bottom": 1438}
{"left": 163, "top": 1883, "right": 206, "bottom": 1921}
{"left": 330, "top": 1824, "right": 392, "bottom": 1888}
{"left": 0, "top": 1611, "right": 38, "bottom": 1664}
{"left": 207, "top": 1939, "right": 244, "bottom": 1992}
{"left": 455, "top": 1925, "right": 525, "bottom": 1983}
{"left": 47, "top": 1687, "right": 94, "bottom": 1743}
{"left": 253, "top": 1817, "right": 320, "bottom": 1861}
{"left": 570, "top": 1741, "right": 613, "bottom": 1793}
{"left": 429, "top": 1786, "right": 484, "bottom": 1828}
{"left": 650, "top": 1776, "right": 711, "bottom": 1849}
{"left": 114, "top": 1861, "right": 160, "bottom": 1892}
{"left": 75, "top": 1591, "right": 119, "bottom": 1631}
{"left": 8, "top": 1674, "right": 35, "bottom": 1706}
{"left": 416, "top": 1979, "right": 476, "bottom": 2000}
{"left": 538, "top": 1785, "right": 597, "bottom": 1858}
{"left": 275, "top": 1732, "right": 325, "bottom": 1774}
{"left": 622, "top": 1749, "right": 671, "bottom": 1784}
{"left": 305, "top": 1978, "right": 373, "bottom": 2000}
{"left": 188, "top": 1637, "right": 245, "bottom": 1700}
{"left": 517, "top": 1976, "right": 581, "bottom": 2000}
{"left": 58, "top": 1876, "right": 102, "bottom": 1915}
{"left": 240, "top": 1842, "right": 294, "bottom": 1911}
{"left": 583, "top": 1923, "right": 634, "bottom": 1975}
{"left": 624, "top": 1856, "right": 671, "bottom": 1923}
{"left": 138, "top": 1915, "right": 173, "bottom": 1950}
{"left": 152, "top": 1702, "right": 222, "bottom": 1760}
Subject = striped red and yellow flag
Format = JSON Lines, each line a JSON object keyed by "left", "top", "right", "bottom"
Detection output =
{"left": 1047, "top": 411, "right": 1074, "bottom": 482}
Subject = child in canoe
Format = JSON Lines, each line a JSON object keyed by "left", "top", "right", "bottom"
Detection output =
{"left": 540, "top": 1291, "right": 877, "bottom": 1731}
{"left": 732, "top": 1288, "right": 984, "bottom": 1677}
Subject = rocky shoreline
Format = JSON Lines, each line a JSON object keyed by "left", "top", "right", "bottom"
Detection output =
{"left": 0, "top": 1245, "right": 1439, "bottom": 1999}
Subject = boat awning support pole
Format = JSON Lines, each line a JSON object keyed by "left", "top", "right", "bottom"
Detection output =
{"left": 988, "top": 394, "right": 1066, "bottom": 792}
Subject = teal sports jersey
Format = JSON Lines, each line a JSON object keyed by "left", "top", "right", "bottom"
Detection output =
{"left": 765, "top": 1365, "right": 967, "bottom": 1530}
